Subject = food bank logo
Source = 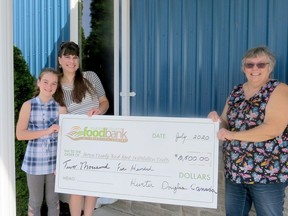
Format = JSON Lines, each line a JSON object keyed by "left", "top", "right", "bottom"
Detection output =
{"left": 66, "top": 126, "right": 128, "bottom": 142}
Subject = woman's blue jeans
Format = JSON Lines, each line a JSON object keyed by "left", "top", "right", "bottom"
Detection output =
{"left": 225, "top": 179, "right": 287, "bottom": 216}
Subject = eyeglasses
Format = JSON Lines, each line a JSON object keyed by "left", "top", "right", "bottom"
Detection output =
{"left": 244, "top": 62, "right": 269, "bottom": 69}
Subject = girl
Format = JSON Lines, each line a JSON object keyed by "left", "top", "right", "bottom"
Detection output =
{"left": 16, "top": 68, "right": 67, "bottom": 216}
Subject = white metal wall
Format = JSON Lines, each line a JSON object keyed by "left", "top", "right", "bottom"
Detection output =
{"left": 0, "top": 1, "right": 16, "bottom": 215}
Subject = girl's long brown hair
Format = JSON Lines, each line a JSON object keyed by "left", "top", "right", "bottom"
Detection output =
{"left": 53, "top": 41, "right": 96, "bottom": 106}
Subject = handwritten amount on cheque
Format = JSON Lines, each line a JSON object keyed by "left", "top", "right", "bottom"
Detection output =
{"left": 62, "top": 159, "right": 216, "bottom": 194}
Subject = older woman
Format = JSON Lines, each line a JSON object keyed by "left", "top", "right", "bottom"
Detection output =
{"left": 209, "top": 46, "right": 288, "bottom": 216}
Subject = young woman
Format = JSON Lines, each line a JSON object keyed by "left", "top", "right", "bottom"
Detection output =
{"left": 54, "top": 41, "right": 109, "bottom": 216}
{"left": 16, "top": 68, "right": 67, "bottom": 216}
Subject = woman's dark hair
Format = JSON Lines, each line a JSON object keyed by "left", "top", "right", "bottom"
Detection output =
{"left": 34, "top": 67, "right": 59, "bottom": 97}
{"left": 54, "top": 41, "right": 95, "bottom": 106}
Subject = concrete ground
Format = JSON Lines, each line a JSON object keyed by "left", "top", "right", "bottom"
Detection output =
{"left": 59, "top": 201, "right": 134, "bottom": 216}
{"left": 93, "top": 205, "right": 133, "bottom": 216}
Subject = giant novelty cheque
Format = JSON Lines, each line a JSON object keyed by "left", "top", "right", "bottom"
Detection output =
{"left": 55, "top": 115, "right": 219, "bottom": 208}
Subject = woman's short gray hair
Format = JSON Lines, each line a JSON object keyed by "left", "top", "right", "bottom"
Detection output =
{"left": 241, "top": 46, "right": 276, "bottom": 71}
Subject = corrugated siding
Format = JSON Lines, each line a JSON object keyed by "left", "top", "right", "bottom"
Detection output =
{"left": 13, "top": 0, "right": 70, "bottom": 77}
{"left": 130, "top": 0, "right": 288, "bottom": 117}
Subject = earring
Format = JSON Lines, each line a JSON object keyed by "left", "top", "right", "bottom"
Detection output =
{"left": 59, "top": 65, "right": 62, "bottom": 68}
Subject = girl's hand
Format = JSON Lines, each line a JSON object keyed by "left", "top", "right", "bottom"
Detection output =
{"left": 46, "top": 124, "right": 60, "bottom": 135}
